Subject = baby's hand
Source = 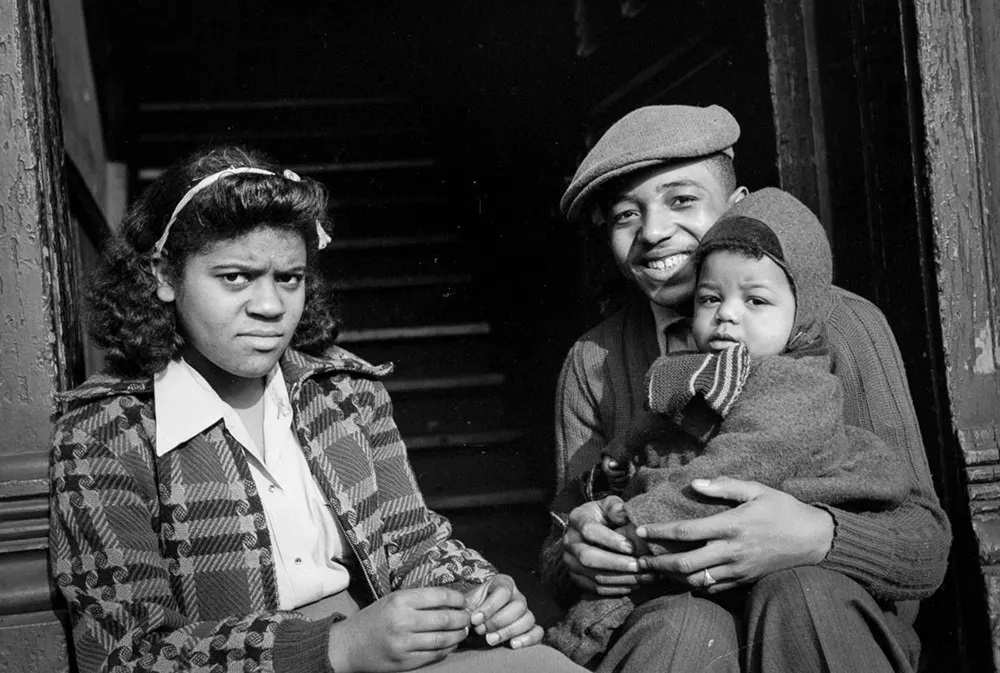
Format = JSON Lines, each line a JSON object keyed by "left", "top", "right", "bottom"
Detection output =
{"left": 601, "top": 455, "right": 633, "bottom": 492}
{"left": 613, "top": 521, "right": 650, "bottom": 557}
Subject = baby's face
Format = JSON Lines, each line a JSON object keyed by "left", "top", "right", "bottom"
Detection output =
{"left": 692, "top": 250, "right": 796, "bottom": 357}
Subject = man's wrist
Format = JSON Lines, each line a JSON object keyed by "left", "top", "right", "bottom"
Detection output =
{"left": 326, "top": 621, "right": 351, "bottom": 673}
{"left": 807, "top": 504, "right": 835, "bottom": 565}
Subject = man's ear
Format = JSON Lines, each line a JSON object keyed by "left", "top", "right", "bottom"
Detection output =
{"left": 728, "top": 186, "right": 750, "bottom": 207}
{"left": 150, "top": 256, "right": 176, "bottom": 303}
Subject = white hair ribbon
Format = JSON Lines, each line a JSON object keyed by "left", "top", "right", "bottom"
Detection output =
{"left": 152, "top": 166, "right": 332, "bottom": 254}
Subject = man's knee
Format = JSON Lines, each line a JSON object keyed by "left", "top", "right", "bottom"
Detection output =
{"left": 750, "top": 566, "right": 863, "bottom": 613}
{"left": 746, "top": 567, "right": 919, "bottom": 672}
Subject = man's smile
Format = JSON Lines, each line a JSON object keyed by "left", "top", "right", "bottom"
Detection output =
{"left": 634, "top": 251, "right": 693, "bottom": 280}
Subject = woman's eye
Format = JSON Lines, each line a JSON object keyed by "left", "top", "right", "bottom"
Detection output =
{"left": 279, "top": 274, "right": 304, "bottom": 288}
{"left": 220, "top": 272, "right": 249, "bottom": 285}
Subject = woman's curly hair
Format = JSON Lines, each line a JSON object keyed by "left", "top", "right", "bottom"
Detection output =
{"left": 87, "top": 146, "right": 340, "bottom": 377}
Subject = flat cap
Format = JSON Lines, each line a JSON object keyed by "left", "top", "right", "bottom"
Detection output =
{"left": 561, "top": 104, "right": 740, "bottom": 221}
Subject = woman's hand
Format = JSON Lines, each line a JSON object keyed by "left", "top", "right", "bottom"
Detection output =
{"left": 326, "top": 587, "right": 471, "bottom": 672}
{"left": 635, "top": 477, "right": 834, "bottom": 593}
{"left": 562, "top": 496, "right": 657, "bottom": 596}
{"left": 464, "top": 574, "right": 542, "bottom": 649}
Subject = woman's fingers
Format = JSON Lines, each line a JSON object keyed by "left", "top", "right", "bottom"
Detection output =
{"left": 408, "top": 627, "right": 472, "bottom": 653}
{"left": 469, "top": 579, "right": 513, "bottom": 628}
{"left": 510, "top": 624, "right": 544, "bottom": 649}
{"left": 484, "top": 608, "right": 536, "bottom": 646}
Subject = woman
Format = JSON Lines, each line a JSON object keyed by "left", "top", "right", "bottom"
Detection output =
{"left": 49, "top": 146, "right": 584, "bottom": 673}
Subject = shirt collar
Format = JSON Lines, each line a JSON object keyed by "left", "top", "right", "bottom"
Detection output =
{"left": 153, "top": 358, "right": 291, "bottom": 457}
{"left": 648, "top": 301, "right": 683, "bottom": 329}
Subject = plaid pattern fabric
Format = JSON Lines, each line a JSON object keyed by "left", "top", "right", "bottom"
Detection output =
{"left": 50, "top": 347, "right": 496, "bottom": 673}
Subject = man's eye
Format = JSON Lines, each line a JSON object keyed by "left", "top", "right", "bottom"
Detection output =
{"left": 671, "top": 195, "right": 697, "bottom": 207}
{"left": 610, "top": 208, "right": 639, "bottom": 225}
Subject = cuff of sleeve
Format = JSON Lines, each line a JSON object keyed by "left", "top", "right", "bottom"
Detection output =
{"left": 813, "top": 504, "right": 893, "bottom": 586}
{"left": 273, "top": 613, "right": 343, "bottom": 673}
{"left": 439, "top": 577, "right": 492, "bottom": 594}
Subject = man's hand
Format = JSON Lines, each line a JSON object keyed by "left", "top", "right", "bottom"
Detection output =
{"left": 326, "top": 587, "right": 471, "bottom": 672}
{"left": 635, "top": 477, "right": 834, "bottom": 593}
{"left": 464, "top": 574, "right": 542, "bottom": 649}
{"left": 562, "top": 497, "right": 656, "bottom": 596}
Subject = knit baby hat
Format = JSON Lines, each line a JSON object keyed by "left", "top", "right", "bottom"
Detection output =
{"left": 699, "top": 187, "right": 833, "bottom": 353}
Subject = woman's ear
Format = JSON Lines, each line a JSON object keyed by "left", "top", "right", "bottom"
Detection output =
{"left": 150, "top": 256, "right": 176, "bottom": 303}
{"left": 728, "top": 186, "right": 750, "bottom": 207}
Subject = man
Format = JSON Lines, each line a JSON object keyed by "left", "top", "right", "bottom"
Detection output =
{"left": 540, "top": 105, "right": 950, "bottom": 672}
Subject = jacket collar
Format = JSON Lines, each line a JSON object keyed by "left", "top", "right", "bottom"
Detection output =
{"left": 58, "top": 346, "right": 392, "bottom": 407}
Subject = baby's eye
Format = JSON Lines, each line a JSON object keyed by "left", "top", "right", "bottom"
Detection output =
{"left": 748, "top": 296, "right": 771, "bottom": 306}
{"left": 697, "top": 294, "right": 720, "bottom": 305}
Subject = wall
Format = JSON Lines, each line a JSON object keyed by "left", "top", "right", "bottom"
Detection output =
{"left": 0, "top": 0, "right": 77, "bottom": 671}
{"left": 914, "top": 0, "right": 1000, "bottom": 668}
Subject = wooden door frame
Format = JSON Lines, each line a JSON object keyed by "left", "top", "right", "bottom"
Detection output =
{"left": 0, "top": 0, "right": 82, "bottom": 671}
{"left": 768, "top": 0, "right": 1000, "bottom": 668}
{"left": 913, "top": 0, "right": 1000, "bottom": 666}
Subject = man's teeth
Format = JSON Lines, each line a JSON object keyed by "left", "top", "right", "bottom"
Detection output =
{"left": 647, "top": 253, "right": 690, "bottom": 271}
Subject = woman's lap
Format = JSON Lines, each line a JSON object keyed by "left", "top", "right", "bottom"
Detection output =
{"left": 421, "top": 644, "right": 589, "bottom": 672}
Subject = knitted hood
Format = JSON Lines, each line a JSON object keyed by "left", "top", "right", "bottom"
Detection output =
{"left": 698, "top": 187, "right": 832, "bottom": 354}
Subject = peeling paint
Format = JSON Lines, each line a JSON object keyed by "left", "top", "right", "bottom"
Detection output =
{"left": 975, "top": 324, "right": 999, "bottom": 374}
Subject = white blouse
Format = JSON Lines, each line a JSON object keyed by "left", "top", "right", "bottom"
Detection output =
{"left": 153, "top": 358, "right": 352, "bottom": 609}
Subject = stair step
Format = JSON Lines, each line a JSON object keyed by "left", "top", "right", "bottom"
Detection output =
{"left": 391, "top": 387, "right": 510, "bottom": 436}
{"left": 137, "top": 129, "right": 432, "bottom": 167}
{"left": 336, "top": 284, "right": 485, "bottom": 329}
{"left": 425, "top": 488, "right": 548, "bottom": 511}
{"left": 339, "top": 322, "right": 491, "bottom": 344}
{"left": 324, "top": 236, "right": 464, "bottom": 277}
{"left": 405, "top": 429, "right": 525, "bottom": 451}
{"left": 385, "top": 373, "right": 504, "bottom": 394}
{"left": 139, "top": 159, "right": 437, "bottom": 183}
{"left": 137, "top": 164, "right": 448, "bottom": 202}
{"left": 412, "top": 443, "right": 549, "bottom": 506}
{"left": 347, "top": 334, "right": 499, "bottom": 379}
{"left": 138, "top": 88, "right": 414, "bottom": 127}
{"left": 327, "top": 234, "right": 458, "bottom": 251}
{"left": 330, "top": 273, "right": 472, "bottom": 292}
{"left": 139, "top": 97, "right": 411, "bottom": 113}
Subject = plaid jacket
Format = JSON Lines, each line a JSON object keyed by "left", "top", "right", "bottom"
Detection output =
{"left": 49, "top": 347, "right": 496, "bottom": 673}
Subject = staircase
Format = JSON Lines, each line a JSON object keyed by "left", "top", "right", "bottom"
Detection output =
{"left": 134, "top": 94, "right": 550, "bottom": 514}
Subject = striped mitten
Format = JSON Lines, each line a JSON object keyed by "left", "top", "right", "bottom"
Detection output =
{"left": 645, "top": 342, "right": 750, "bottom": 420}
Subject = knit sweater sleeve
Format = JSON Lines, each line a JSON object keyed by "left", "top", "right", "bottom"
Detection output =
{"left": 362, "top": 379, "right": 496, "bottom": 593}
{"left": 817, "top": 289, "right": 951, "bottom": 600}
{"left": 49, "top": 408, "right": 337, "bottom": 673}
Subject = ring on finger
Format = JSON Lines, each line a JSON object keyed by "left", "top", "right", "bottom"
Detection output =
{"left": 703, "top": 568, "right": 717, "bottom": 586}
